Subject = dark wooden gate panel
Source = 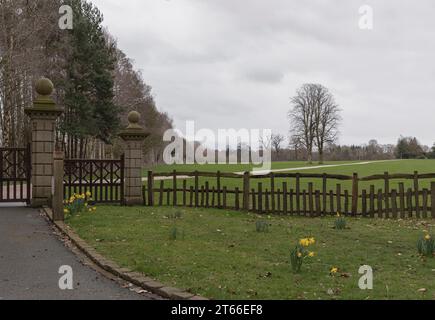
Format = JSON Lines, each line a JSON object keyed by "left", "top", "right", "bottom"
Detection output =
{"left": 0, "top": 144, "right": 31, "bottom": 203}
{"left": 63, "top": 156, "right": 124, "bottom": 205}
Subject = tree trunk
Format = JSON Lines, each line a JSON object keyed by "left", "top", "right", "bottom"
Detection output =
{"left": 319, "top": 150, "right": 324, "bottom": 164}
{"left": 307, "top": 149, "right": 313, "bottom": 164}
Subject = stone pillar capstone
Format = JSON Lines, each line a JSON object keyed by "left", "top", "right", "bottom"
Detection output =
{"left": 119, "top": 111, "right": 148, "bottom": 206}
{"left": 25, "top": 78, "right": 63, "bottom": 207}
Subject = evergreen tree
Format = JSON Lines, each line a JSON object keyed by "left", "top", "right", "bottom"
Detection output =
{"left": 60, "top": 0, "right": 119, "bottom": 157}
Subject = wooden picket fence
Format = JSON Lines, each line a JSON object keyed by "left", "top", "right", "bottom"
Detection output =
{"left": 143, "top": 170, "right": 435, "bottom": 219}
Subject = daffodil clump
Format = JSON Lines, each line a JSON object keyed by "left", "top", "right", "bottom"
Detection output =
{"left": 417, "top": 231, "right": 434, "bottom": 257}
{"left": 63, "top": 191, "right": 96, "bottom": 217}
{"left": 290, "top": 237, "right": 316, "bottom": 273}
{"left": 330, "top": 267, "right": 339, "bottom": 275}
{"left": 334, "top": 212, "right": 346, "bottom": 230}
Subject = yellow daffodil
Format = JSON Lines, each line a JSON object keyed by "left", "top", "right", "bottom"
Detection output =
{"left": 92, "top": 207, "right": 97, "bottom": 211}
{"left": 63, "top": 208, "right": 69, "bottom": 214}
{"left": 299, "top": 237, "right": 315, "bottom": 247}
{"left": 297, "top": 252, "right": 302, "bottom": 258}
{"left": 86, "top": 191, "right": 91, "bottom": 197}
{"left": 299, "top": 239, "right": 309, "bottom": 247}
{"left": 424, "top": 234, "right": 431, "bottom": 240}
{"left": 330, "top": 267, "right": 338, "bottom": 274}
{"left": 308, "top": 251, "right": 315, "bottom": 257}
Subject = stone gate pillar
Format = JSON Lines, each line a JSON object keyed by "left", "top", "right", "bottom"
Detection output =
{"left": 119, "top": 111, "right": 148, "bottom": 206}
{"left": 25, "top": 78, "right": 63, "bottom": 207}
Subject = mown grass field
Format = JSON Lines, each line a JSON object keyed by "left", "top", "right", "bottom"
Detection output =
{"left": 145, "top": 160, "right": 361, "bottom": 174}
{"left": 67, "top": 206, "right": 435, "bottom": 300}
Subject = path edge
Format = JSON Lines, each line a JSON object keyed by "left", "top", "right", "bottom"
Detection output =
{"left": 41, "top": 207, "right": 208, "bottom": 301}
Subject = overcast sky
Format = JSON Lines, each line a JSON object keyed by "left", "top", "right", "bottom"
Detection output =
{"left": 92, "top": 0, "right": 435, "bottom": 147}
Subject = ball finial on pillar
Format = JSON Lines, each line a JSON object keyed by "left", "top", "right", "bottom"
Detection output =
{"left": 126, "top": 111, "right": 143, "bottom": 130}
{"left": 128, "top": 111, "right": 140, "bottom": 125}
{"left": 35, "top": 77, "right": 54, "bottom": 96}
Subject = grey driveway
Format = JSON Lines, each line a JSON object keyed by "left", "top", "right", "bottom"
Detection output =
{"left": 0, "top": 205, "right": 159, "bottom": 300}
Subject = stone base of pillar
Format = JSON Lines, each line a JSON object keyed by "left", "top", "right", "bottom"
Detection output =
{"left": 30, "top": 198, "right": 50, "bottom": 208}
{"left": 124, "top": 197, "right": 144, "bottom": 206}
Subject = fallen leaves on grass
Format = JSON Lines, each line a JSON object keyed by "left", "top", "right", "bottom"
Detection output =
{"left": 257, "top": 272, "right": 272, "bottom": 279}
{"left": 340, "top": 272, "right": 352, "bottom": 278}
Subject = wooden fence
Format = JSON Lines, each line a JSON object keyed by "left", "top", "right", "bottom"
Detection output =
{"left": 143, "top": 170, "right": 435, "bottom": 219}
{"left": 63, "top": 156, "right": 125, "bottom": 204}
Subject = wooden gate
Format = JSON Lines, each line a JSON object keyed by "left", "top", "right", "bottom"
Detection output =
{"left": 0, "top": 144, "right": 31, "bottom": 203}
{"left": 63, "top": 156, "right": 125, "bottom": 205}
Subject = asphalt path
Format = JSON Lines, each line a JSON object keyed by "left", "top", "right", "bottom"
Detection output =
{"left": 0, "top": 206, "right": 160, "bottom": 300}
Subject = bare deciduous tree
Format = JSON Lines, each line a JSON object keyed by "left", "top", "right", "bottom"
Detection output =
{"left": 288, "top": 84, "right": 341, "bottom": 164}
{"left": 313, "top": 86, "right": 341, "bottom": 164}
{"left": 289, "top": 134, "right": 303, "bottom": 161}
{"left": 271, "top": 134, "right": 285, "bottom": 157}
{"left": 288, "top": 84, "right": 317, "bottom": 164}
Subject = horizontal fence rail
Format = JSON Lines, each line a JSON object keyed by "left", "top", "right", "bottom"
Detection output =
{"left": 63, "top": 156, "right": 124, "bottom": 204}
{"left": 143, "top": 170, "right": 435, "bottom": 219}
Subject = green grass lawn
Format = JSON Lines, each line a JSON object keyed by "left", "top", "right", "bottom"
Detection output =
{"left": 67, "top": 205, "right": 435, "bottom": 300}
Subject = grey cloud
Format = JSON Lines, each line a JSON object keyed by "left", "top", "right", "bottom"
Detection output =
{"left": 243, "top": 68, "right": 284, "bottom": 84}
{"left": 92, "top": 0, "right": 435, "bottom": 146}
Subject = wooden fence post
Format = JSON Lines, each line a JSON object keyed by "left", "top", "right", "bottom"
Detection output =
{"left": 243, "top": 171, "right": 250, "bottom": 211}
{"left": 431, "top": 182, "right": 435, "bottom": 219}
{"left": 399, "top": 182, "right": 405, "bottom": 219}
{"left": 384, "top": 172, "right": 390, "bottom": 218}
{"left": 283, "top": 182, "right": 288, "bottom": 215}
{"left": 217, "top": 171, "right": 221, "bottom": 208}
{"left": 322, "top": 173, "right": 327, "bottom": 215}
{"left": 414, "top": 171, "right": 420, "bottom": 218}
{"left": 53, "top": 151, "right": 64, "bottom": 221}
{"left": 270, "top": 173, "right": 275, "bottom": 213}
{"left": 295, "top": 173, "right": 301, "bottom": 214}
{"left": 361, "top": 189, "right": 367, "bottom": 217}
{"left": 147, "top": 170, "right": 154, "bottom": 206}
{"left": 258, "top": 182, "right": 263, "bottom": 213}
{"left": 194, "top": 170, "right": 199, "bottom": 207}
{"left": 172, "top": 170, "right": 177, "bottom": 206}
{"left": 351, "top": 173, "right": 359, "bottom": 216}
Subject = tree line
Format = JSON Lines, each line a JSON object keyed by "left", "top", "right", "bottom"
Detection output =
{"left": 0, "top": 0, "right": 172, "bottom": 163}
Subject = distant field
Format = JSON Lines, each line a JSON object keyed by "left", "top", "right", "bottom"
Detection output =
{"left": 145, "top": 160, "right": 362, "bottom": 174}
{"left": 144, "top": 160, "right": 435, "bottom": 196}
